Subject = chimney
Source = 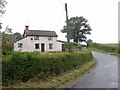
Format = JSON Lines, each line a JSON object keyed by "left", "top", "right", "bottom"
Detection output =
{"left": 23, "top": 25, "right": 29, "bottom": 38}
{"left": 25, "top": 25, "right": 29, "bottom": 30}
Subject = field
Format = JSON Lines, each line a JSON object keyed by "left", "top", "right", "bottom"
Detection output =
{"left": 89, "top": 43, "right": 119, "bottom": 56}
{"left": 103, "top": 43, "right": 118, "bottom": 47}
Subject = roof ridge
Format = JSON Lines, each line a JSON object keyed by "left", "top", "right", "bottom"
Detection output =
{"left": 26, "top": 30, "right": 58, "bottom": 37}
{"left": 29, "top": 30, "right": 55, "bottom": 32}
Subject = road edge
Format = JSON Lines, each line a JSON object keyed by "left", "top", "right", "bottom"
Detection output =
{"left": 59, "top": 56, "right": 97, "bottom": 88}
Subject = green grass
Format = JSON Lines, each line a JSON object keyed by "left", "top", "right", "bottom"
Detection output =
{"left": 89, "top": 43, "right": 120, "bottom": 56}
{"left": 103, "top": 43, "right": 118, "bottom": 47}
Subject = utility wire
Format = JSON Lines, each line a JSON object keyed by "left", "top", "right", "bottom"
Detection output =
{"left": 58, "top": 0, "right": 65, "bottom": 7}
{"left": 52, "top": 0, "right": 65, "bottom": 29}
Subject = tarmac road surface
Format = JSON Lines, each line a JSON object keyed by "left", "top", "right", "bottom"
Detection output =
{"left": 65, "top": 51, "right": 118, "bottom": 88}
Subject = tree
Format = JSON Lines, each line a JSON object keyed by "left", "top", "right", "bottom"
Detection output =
{"left": 86, "top": 39, "right": 93, "bottom": 48}
{"left": 0, "top": 0, "right": 7, "bottom": 29}
{"left": 0, "top": 0, "right": 7, "bottom": 16}
{"left": 2, "top": 32, "right": 14, "bottom": 55}
{"left": 61, "top": 16, "right": 92, "bottom": 43}
{"left": 2, "top": 26, "right": 14, "bottom": 55}
{"left": 14, "top": 32, "right": 22, "bottom": 42}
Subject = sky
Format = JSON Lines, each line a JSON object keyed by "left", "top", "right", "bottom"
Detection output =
{"left": 1, "top": 0, "right": 119, "bottom": 44}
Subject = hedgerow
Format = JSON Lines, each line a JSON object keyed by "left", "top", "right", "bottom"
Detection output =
{"left": 89, "top": 43, "right": 118, "bottom": 54}
{"left": 2, "top": 50, "right": 93, "bottom": 86}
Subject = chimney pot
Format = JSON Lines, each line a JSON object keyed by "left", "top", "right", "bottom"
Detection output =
{"left": 25, "top": 25, "right": 29, "bottom": 30}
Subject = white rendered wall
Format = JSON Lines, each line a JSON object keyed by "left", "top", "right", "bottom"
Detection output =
{"left": 14, "top": 36, "right": 63, "bottom": 52}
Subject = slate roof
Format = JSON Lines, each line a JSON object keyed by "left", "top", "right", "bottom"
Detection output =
{"left": 26, "top": 30, "right": 58, "bottom": 37}
{"left": 57, "top": 40, "right": 66, "bottom": 43}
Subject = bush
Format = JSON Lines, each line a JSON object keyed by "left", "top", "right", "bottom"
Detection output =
{"left": 118, "top": 44, "right": 120, "bottom": 54}
{"left": 64, "top": 42, "right": 82, "bottom": 52}
{"left": 2, "top": 50, "right": 93, "bottom": 86}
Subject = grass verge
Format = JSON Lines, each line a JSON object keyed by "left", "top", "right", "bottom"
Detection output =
{"left": 89, "top": 48, "right": 120, "bottom": 56}
{"left": 4, "top": 57, "right": 96, "bottom": 88}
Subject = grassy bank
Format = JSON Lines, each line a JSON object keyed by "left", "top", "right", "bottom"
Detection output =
{"left": 89, "top": 47, "right": 119, "bottom": 56}
{"left": 89, "top": 43, "right": 119, "bottom": 56}
{"left": 4, "top": 57, "right": 96, "bottom": 88}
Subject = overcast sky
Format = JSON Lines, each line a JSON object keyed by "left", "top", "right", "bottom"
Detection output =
{"left": 1, "top": 0, "right": 119, "bottom": 44}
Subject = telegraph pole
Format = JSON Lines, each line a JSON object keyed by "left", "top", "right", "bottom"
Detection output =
{"left": 65, "top": 3, "right": 70, "bottom": 43}
{"left": 65, "top": 3, "right": 70, "bottom": 52}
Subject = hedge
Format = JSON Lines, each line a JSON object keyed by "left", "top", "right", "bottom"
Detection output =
{"left": 89, "top": 43, "right": 118, "bottom": 53}
{"left": 2, "top": 50, "right": 93, "bottom": 86}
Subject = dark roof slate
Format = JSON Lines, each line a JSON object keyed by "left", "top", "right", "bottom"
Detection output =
{"left": 26, "top": 30, "right": 58, "bottom": 37}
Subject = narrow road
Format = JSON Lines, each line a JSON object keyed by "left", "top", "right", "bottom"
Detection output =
{"left": 66, "top": 51, "right": 118, "bottom": 88}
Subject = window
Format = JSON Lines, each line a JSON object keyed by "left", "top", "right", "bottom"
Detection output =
{"left": 31, "top": 38, "right": 33, "bottom": 40}
{"left": 35, "top": 44, "right": 39, "bottom": 49}
{"left": 49, "top": 43, "right": 53, "bottom": 49}
{"left": 34, "top": 36, "right": 39, "bottom": 40}
{"left": 48, "top": 37, "right": 53, "bottom": 40}
{"left": 18, "top": 43, "right": 23, "bottom": 48}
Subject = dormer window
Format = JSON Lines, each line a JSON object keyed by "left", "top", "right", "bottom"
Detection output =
{"left": 48, "top": 37, "right": 53, "bottom": 40}
{"left": 34, "top": 36, "right": 39, "bottom": 40}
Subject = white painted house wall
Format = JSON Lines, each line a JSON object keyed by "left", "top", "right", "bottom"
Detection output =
{"left": 56, "top": 41, "right": 64, "bottom": 51}
{"left": 14, "top": 26, "right": 64, "bottom": 52}
{"left": 14, "top": 37, "right": 27, "bottom": 52}
{"left": 14, "top": 36, "right": 63, "bottom": 52}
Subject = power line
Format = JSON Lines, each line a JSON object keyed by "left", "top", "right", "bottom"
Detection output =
{"left": 52, "top": 0, "right": 65, "bottom": 29}
{"left": 58, "top": 0, "right": 65, "bottom": 7}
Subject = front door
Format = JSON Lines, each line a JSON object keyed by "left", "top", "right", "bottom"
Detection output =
{"left": 41, "top": 43, "right": 45, "bottom": 52}
{"left": 62, "top": 44, "right": 65, "bottom": 52}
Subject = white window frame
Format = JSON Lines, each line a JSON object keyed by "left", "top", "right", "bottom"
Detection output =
{"left": 31, "top": 38, "right": 33, "bottom": 40}
{"left": 49, "top": 43, "right": 53, "bottom": 49}
{"left": 35, "top": 43, "right": 39, "bottom": 49}
{"left": 18, "top": 43, "right": 23, "bottom": 48}
{"left": 48, "top": 37, "right": 53, "bottom": 40}
{"left": 34, "top": 36, "right": 39, "bottom": 40}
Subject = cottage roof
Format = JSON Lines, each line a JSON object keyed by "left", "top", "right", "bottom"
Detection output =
{"left": 26, "top": 30, "right": 58, "bottom": 37}
{"left": 57, "top": 40, "right": 66, "bottom": 43}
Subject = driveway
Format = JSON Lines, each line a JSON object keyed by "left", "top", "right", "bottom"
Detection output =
{"left": 65, "top": 51, "right": 118, "bottom": 88}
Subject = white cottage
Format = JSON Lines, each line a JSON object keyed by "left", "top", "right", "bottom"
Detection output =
{"left": 14, "top": 26, "right": 65, "bottom": 52}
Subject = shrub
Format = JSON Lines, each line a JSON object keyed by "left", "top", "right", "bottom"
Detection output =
{"left": 65, "top": 42, "right": 82, "bottom": 52}
{"left": 118, "top": 44, "right": 120, "bottom": 54}
{"left": 2, "top": 50, "right": 93, "bottom": 86}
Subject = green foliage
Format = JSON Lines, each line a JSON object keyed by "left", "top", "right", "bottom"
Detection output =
{"left": 0, "top": 0, "right": 7, "bottom": 16}
{"left": 61, "top": 16, "right": 92, "bottom": 43}
{"left": 118, "top": 44, "right": 120, "bottom": 54}
{"left": 14, "top": 32, "right": 22, "bottom": 42}
{"left": 2, "top": 32, "right": 14, "bottom": 55}
{"left": 2, "top": 50, "right": 93, "bottom": 86}
{"left": 89, "top": 43, "right": 118, "bottom": 54}
{"left": 86, "top": 39, "right": 93, "bottom": 48}
{"left": 64, "top": 42, "right": 82, "bottom": 52}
